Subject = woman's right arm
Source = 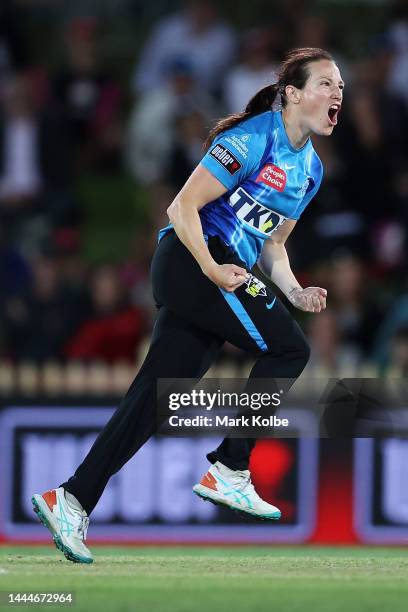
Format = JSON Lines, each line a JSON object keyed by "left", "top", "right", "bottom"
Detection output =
{"left": 167, "top": 164, "right": 249, "bottom": 292}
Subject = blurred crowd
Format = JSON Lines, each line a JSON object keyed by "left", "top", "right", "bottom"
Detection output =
{"left": 0, "top": 0, "right": 408, "bottom": 386}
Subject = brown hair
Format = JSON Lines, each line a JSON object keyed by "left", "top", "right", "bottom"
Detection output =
{"left": 203, "top": 47, "right": 334, "bottom": 150}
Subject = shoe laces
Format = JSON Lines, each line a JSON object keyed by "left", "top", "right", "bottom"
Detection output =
{"left": 77, "top": 513, "right": 89, "bottom": 541}
{"left": 230, "top": 470, "right": 256, "bottom": 497}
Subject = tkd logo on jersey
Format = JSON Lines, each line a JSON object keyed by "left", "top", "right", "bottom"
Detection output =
{"left": 209, "top": 145, "right": 242, "bottom": 175}
{"left": 229, "top": 187, "right": 286, "bottom": 236}
{"left": 256, "top": 164, "right": 287, "bottom": 192}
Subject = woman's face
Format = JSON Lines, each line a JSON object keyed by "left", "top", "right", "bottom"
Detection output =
{"left": 294, "top": 59, "right": 344, "bottom": 137}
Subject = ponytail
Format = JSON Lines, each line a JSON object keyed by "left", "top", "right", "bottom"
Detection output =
{"left": 245, "top": 82, "right": 280, "bottom": 115}
{"left": 203, "top": 83, "right": 280, "bottom": 151}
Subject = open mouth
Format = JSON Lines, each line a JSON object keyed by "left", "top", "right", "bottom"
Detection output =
{"left": 328, "top": 104, "right": 341, "bottom": 126}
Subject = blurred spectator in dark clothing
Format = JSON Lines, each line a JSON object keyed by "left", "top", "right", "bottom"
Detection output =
{"left": 295, "top": 15, "right": 350, "bottom": 83}
{"left": 223, "top": 28, "right": 279, "bottom": 114}
{"left": 273, "top": 0, "right": 310, "bottom": 49}
{"left": 373, "top": 293, "right": 408, "bottom": 372}
{"left": 120, "top": 224, "right": 158, "bottom": 325}
{"left": 65, "top": 264, "right": 146, "bottom": 364}
{"left": 133, "top": 0, "right": 236, "bottom": 98}
{"left": 295, "top": 41, "right": 408, "bottom": 270}
{"left": 51, "top": 226, "right": 89, "bottom": 315}
{"left": 52, "top": 18, "right": 123, "bottom": 172}
{"left": 165, "top": 109, "right": 208, "bottom": 191}
{"left": 0, "top": 74, "right": 76, "bottom": 242}
{"left": 345, "top": 44, "right": 408, "bottom": 174}
{"left": 387, "top": 326, "right": 408, "bottom": 375}
{"left": 386, "top": 0, "right": 408, "bottom": 106}
{"left": 383, "top": 2, "right": 408, "bottom": 253}
{"left": 126, "top": 57, "right": 218, "bottom": 188}
{"left": 326, "top": 252, "right": 385, "bottom": 357}
{"left": 0, "top": 225, "right": 31, "bottom": 302}
{"left": 0, "top": 76, "right": 42, "bottom": 204}
{"left": 337, "top": 42, "right": 408, "bottom": 266}
{"left": 289, "top": 127, "right": 367, "bottom": 271}
{"left": 2, "top": 254, "right": 86, "bottom": 362}
{"left": 307, "top": 309, "right": 341, "bottom": 372}
{"left": 0, "top": 0, "right": 28, "bottom": 91}
{"left": 307, "top": 251, "right": 385, "bottom": 370}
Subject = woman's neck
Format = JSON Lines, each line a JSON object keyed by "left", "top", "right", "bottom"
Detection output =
{"left": 281, "top": 107, "right": 311, "bottom": 149}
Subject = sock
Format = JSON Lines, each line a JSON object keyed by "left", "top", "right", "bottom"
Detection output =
{"left": 64, "top": 490, "right": 85, "bottom": 513}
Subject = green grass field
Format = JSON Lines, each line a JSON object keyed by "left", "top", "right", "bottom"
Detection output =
{"left": 1, "top": 545, "right": 407, "bottom": 612}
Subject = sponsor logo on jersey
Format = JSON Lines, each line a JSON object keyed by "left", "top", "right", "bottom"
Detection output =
{"left": 209, "top": 145, "right": 242, "bottom": 175}
{"left": 225, "top": 136, "right": 248, "bottom": 159}
{"left": 228, "top": 187, "right": 287, "bottom": 236}
{"left": 244, "top": 274, "right": 267, "bottom": 298}
{"left": 256, "top": 164, "right": 287, "bottom": 192}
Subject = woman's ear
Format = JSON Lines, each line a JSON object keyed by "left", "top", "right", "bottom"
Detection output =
{"left": 284, "top": 85, "right": 301, "bottom": 104}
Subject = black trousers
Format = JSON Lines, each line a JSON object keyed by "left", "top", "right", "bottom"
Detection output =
{"left": 60, "top": 231, "right": 310, "bottom": 515}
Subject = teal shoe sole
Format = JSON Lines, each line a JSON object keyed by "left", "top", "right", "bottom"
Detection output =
{"left": 31, "top": 496, "right": 93, "bottom": 564}
{"left": 193, "top": 489, "right": 281, "bottom": 520}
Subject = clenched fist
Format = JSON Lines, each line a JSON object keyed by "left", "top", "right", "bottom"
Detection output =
{"left": 204, "top": 262, "right": 250, "bottom": 292}
{"left": 287, "top": 287, "right": 327, "bottom": 312}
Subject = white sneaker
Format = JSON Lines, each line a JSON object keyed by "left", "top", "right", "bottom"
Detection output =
{"left": 31, "top": 487, "right": 93, "bottom": 564}
{"left": 193, "top": 461, "right": 281, "bottom": 520}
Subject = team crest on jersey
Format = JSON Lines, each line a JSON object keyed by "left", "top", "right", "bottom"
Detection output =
{"left": 209, "top": 145, "right": 242, "bottom": 175}
{"left": 228, "top": 187, "right": 287, "bottom": 236}
{"left": 256, "top": 164, "right": 287, "bottom": 192}
{"left": 244, "top": 274, "right": 267, "bottom": 298}
{"left": 297, "top": 178, "right": 310, "bottom": 198}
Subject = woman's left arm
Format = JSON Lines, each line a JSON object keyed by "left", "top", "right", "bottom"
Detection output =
{"left": 258, "top": 220, "right": 327, "bottom": 313}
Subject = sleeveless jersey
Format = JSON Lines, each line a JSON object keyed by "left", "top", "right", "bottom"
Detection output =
{"left": 158, "top": 110, "right": 323, "bottom": 269}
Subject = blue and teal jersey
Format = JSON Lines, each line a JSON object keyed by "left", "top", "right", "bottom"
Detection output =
{"left": 158, "top": 110, "right": 323, "bottom": 269}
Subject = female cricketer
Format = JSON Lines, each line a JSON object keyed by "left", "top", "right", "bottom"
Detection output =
{"left": 32, "top": 47, "right": 344, "bottom": 563}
